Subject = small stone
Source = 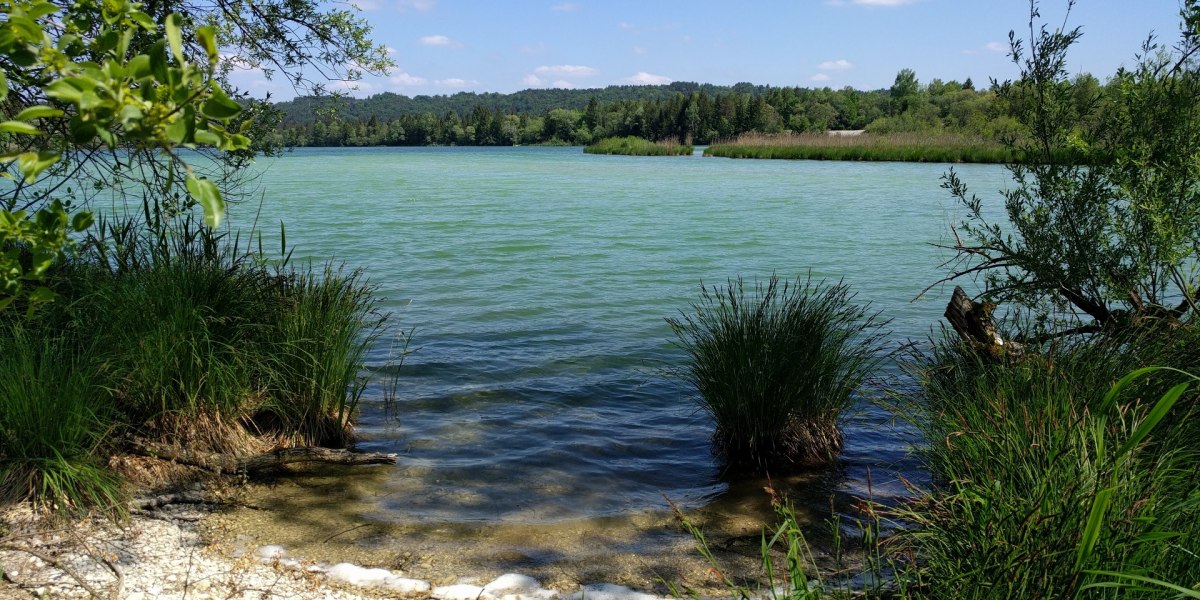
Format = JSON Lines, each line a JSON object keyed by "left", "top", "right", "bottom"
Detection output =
{"left": 484, "top": 574, "right": 545, "bottom": 596}
{"left": 327, "top": 562, "right": 396, "bottom": 587}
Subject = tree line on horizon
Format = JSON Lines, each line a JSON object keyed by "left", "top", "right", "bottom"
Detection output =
{"left": 267, "top": 69, "right": 1106, "bottom": 148}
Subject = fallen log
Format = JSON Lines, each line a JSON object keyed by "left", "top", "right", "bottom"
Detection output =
{"left": 130, "top": 442, "right": 397, "bottom": 476}
{"left": 944, "top": 285, "right": 1023, "bottom": 361}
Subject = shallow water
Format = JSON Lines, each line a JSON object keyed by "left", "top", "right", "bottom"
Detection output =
{"left": 225, "top": 147, "right": 1009, "bottom": 579}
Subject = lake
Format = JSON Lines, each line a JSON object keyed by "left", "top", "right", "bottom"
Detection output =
{"left": 221, "top": 146, "right": 1010, "bottom": 585}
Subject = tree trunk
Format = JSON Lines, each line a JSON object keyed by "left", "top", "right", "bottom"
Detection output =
{"left": 944, "top": 286, "right": 1023, "bottom": 360}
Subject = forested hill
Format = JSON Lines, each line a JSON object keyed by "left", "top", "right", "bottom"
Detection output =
{"left": 274, "top": 82, "right": 768, "bottom": 125}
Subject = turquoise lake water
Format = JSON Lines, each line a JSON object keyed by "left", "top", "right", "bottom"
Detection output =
{"left": 243, "top": 146, "right": 1009, "bottom": 526}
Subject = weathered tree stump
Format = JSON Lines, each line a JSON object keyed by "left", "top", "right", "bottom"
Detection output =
{"left": 944, "top": 286, "right": 1023, "bottom": 361}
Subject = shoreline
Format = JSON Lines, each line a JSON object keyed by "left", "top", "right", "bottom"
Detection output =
{"left": 1, "top": 497, "right": 691, "bottom": 600}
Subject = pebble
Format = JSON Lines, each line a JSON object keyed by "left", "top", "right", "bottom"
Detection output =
{"left": 0, "top": 503, "right": 676, "bottom": 600}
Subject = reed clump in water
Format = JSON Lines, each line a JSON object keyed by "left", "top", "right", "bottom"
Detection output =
{"left": 705, "top": 132, "right": 1012, "bottom": 163}
{"left": 668, "top": 274, "right": 888, "bottom": 473}
{"left": 585, "top": 136, "right": 693, "bottom": 156}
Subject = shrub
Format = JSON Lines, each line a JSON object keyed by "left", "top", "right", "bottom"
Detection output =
{"left": 584, "top": 136, "right": 693, "bottom": 156}
{"left": 668, "top": 275, "right": 888, "bottom": 472}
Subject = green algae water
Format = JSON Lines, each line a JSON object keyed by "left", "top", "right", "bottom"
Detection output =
{"left": 227, "top": 146, "right": 1009, "bottom": 581}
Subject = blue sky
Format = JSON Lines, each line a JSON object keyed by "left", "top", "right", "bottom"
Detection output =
{"left": 230, "top": 1, "right": 1189, "bottom": 100}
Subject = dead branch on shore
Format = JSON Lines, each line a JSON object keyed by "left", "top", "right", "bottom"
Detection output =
{"left": 128, "top": 441, "right": 397, "bottom": 477}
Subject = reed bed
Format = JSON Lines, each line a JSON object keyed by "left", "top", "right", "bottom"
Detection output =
{"left": 0, "top": 215, "right": 387, "bottom": 511}
{"left": 584, "top": 136, "right": 693, "bottom": 156}
{"left": 705, "top": 132, "right": 1012, "bottom": 163}
{"left": 668, "top": 275, "right": 888, "bottom": 473}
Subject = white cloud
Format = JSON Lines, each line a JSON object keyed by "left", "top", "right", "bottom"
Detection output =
{"left": 397, "top": 0, "right": 436, "bottom": 12}
{"left": 351, "top": 0, "right": 381, "bottom": 10}
{"left": 534, "top": 64, "right": 597, "bottom": 76}
{"left": 633, "top": 46, "right": 646, "bottom": 55}
{"left": 436, "top": 77, "right": 477, "bottom": 88}
{"left": 522, "top": 74, "right": 544, "bottom": 86}
{"left": 419, "top": 35, "right": 459, "bottom": 47}
{"left": 622, "top": 71, "right": 672, "bottom": 85}
{"left": 385, "top": 46, "right": 398, "bottom": 55}
{"left": 329, "top": 80, "right": 376, "bottom": 95}
{"left": 619, "top": 21, "right": 635, "bottom": 30}
{"left": 985, "top": 41, "right": 1007, "bottom": 53}
{"left": 390, "top": 71, "right": 428, "bottom": 86}
{"left": 853, "top": 0, "right": 915, "bottom": 5}
{"left": 817, "top": 59, "right": 854, "bottom": 71}
{"left": 552, "top": 80, "right": 575, "bottom": 89}
{"left": 810, "top": 73, "right": 832, "bottom": 82}
{"left": 551, "top": 2, "right": 579, "bottom": 11}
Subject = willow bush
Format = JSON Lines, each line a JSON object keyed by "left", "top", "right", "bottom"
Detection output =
{"left": 668, "top": 275, "right": 888, "bottom": 472}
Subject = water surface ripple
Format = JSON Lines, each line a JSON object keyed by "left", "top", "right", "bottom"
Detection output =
{"left": 246, "top": 147, "right": 1007, "bottom": 525}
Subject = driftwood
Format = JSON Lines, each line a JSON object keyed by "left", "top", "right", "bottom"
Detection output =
{"left": 944, "top": 286, "right": 1023, "bottom": 361}
{"left": 130, "top": 442, "right": 397, "bottom": 476}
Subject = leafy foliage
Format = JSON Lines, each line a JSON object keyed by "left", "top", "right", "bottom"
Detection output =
{"left": 942, "top": 0, "right": 1200, "bottom": 337}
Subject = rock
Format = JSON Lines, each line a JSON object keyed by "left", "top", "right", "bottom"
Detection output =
{"left": 386, "top": 577, "right": 433, "bottom": 593}
{"left": 256, "top": 544, "right": 287, "bottom": 560}
{"left": 327, "top": 562, "right": 398, "bottom": 587}
{"left": 434, "top": 582, "right": 490, "bottom": 600}
{"left": 483, "top": 573, "right": 558, "bottom": 599}
{"left": 565, "top": 584, "right": 664, "bottom": 600}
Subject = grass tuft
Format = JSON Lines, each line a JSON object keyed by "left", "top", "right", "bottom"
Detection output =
{"left": 667, "top": 274, "right": 888, "bottom": 472}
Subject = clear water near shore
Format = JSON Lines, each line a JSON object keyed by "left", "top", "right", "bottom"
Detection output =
{"left": 222, "top": 146, "right": 1010, "bottom": 580}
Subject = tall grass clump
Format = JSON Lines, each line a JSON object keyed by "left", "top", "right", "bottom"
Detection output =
{"left": 668, "top": 275, "right": 888, "bottom": 472}
{"left": 892, "top": 333, "right": 1200, "bottom": 599}
{"left": 0, "top": 326, "right": 125, "bottom": 513}
{"left": 260, "top": 265, "right": 385, "bottom": 447}
{"left": 584, "top": 136, "right": 693, "bottom": 156}
{"left": 705, "top": 132, "right": 1012, "bottom": 163}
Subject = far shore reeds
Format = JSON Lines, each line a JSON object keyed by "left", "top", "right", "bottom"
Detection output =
{"left": 585, "top": 136, "right": 693, "bottom": 156}
{"left": 706, "top": 132, "right": 1012, "bottom": 163}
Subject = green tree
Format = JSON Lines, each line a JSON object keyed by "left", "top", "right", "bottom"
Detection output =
{"left": 942, "top": 0, "right": 1200, "bottom": 337}
{"left": 889, "top": 68, "right": 920, "bottom": 113}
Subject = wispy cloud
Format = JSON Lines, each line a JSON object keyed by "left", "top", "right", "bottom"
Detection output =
{"left": 397, "top": 0, "right": 436, "bottom": 12}
{"left": 390, "top": 71, "right": 428, "bottom": 86}
{"left": 985, "top": 41, "right": 1007, "bottom": 53}
{"left": 419, "top": 35, "right": 460, "bottom": 47}
{"left": 535, "top": 64, "right": 597, "bottom": 76}
{"left": 436, "top": 77, "right": 477, "bottom": 88}
{"left": 621, "top": 71, "right": 672, "bottom": 85}
{"left": 817, "top": 59, "right": 854, "bottom": 71}
{"left": 351, "top": 0, "right": 381, "bottom": 11}
{"left": 810, "top": 73, "right": 832, "bottom": 82}
{"left": 551, "top": 2, "right": 579, "bottom": 11}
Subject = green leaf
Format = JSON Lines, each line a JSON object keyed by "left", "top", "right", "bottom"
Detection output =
{"left": 1115, "top": 382, "right": 1190, "bottom": 459}
{"left": 165, "top": 13, "right": 184, "bottom": 64}
{"left": 130, "top": 11, "right": 156, "bottom": 30}
{"left": 16, "top": 151, "right": 59, "bottom": 182}
{"left": 165, "top": 117, "right": 188, "bottom": 144}
{"left": 1076, "top": 487, "right": 1114, "bottom": 571}
{"left": 15, "top": 106, "right": 64, "bottom": 120}
{"left": 186, "top": 175, "right": 224, "bottom": 228}
{"left": 193, "top": 129, "right": 221, "bottom": 146}
{"left": 70, "top": 211, "right": 94, "bottom": 232}
{"left": 201, "top": 83, "right": 242, "bottom": 119}
{"left": 1083, "top": 571, "right": 1200, "bottom": 598}
{"left": 197, "top": 25, "right": 218, "bottom": 64}
{"left": 0, "top": 70, "right": 8, "bottom": 102}
{"left": 0, "top": 121, "right": 43, "bottom": 135}
{"left": 44, "top": 80, "right": 83, "bottom": 104}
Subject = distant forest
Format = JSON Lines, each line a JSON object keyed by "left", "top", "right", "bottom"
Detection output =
{"left": 269, "top": 70, "right": 1105, "bottom": 147}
